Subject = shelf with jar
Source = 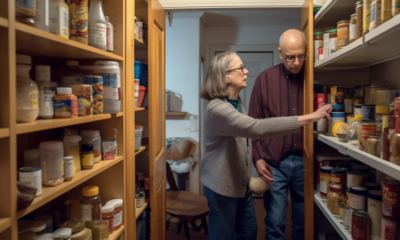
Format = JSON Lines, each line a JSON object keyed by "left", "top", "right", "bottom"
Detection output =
{"left": 0, "top": 17, "right": 8, "bottom": 28}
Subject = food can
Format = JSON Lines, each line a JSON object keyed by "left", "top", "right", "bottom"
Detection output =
{"left": 341, "top": 203, "right": 350, "bottom": 226}
{"left": 320, "top": 166, "right": 333, "bottom": 199}
{"left": 84, "top": 75, "right": 104, "bottom": 115}
{"left": 337, "top": 20, "right": 350, "bottom": 49}
{"left": 354, "top": 104, "right": 363, "bottom": 116}
{"left": 362, "top": 104, "right": 376, "bottom": 122}
{"left": 350, "top": 186, "right": 368, "bottom": 211}
{"left": 351, "top": 210, "right": 370, "bottom": 240}
{"left": 315, "top": 94, "right": 326, "bottom": 110}
{"left": 368, "top": 190, "right": 382, "bottom": 238}
{"left": 382, "top": 180, "right": 400, "bottom": 220}
{"left": 18, "top": 167, "right": 42, "bottom": 197}
{"left": 344, "top": 98, "right": 353, "bottom": 113}
{"left": 381, "top": 217, "right": 400, "bottom": 239}
{"left": 331, "top": 168, "right": 346, "bottom": 185}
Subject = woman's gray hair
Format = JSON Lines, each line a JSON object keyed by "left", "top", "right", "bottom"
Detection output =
{"left": 200, "top": 51, "right": 237, "bottom": 100}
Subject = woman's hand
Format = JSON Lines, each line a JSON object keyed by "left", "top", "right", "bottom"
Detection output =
{"left": 255, "top": 160, "right": 275, "bottom": 183}
{"left": 298, "top": 104, "right": 332, "bottom": 127}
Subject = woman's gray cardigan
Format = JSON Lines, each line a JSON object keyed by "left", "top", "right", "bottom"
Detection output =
{"left": 200, "top": 98, "right": 300, "bottom": 198}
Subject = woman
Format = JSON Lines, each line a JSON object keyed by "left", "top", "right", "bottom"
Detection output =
{"left": 200, "top": 51, "right": 331, "bottom": 240}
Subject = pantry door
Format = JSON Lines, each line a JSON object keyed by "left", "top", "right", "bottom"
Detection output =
{"left": 301, "top": 0, "right": 314, "bottom": 240}
{"left": 148, "top": 0, "right": 166, "bottom": 239}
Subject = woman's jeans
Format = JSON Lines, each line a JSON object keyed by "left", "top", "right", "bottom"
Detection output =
{"left": 204, "top": 186, "right": 258, "bottom": 240}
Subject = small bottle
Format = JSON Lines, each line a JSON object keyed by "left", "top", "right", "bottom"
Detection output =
{"left": 60, "top": 61, "right": 84, "bottom": 87}
{"left": 106, "top": 16, "right": 114, "bottom": 52}
{"left": 64, "top": 156, "right": 74, "bottom": 181}
{"left": 35, "top": 65, "right": 57, "bottom": 119}
{"left": 54, "top": 87, "right": 78, "bottom": 118}
{"left": 88, "top": 0, "right": 107, "bottom": 50}
{"left": 49, "top": 0, "right": 69, "bottom": 39}
{"left": 81, "top": 144, "right": 94, "bottom": 170}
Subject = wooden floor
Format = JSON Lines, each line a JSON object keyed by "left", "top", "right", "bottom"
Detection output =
{"left": 166, "top": 198, "right": 293, "bottom": 240}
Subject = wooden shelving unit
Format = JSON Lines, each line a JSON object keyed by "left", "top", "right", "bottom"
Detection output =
{"left": 165, "top": 111, "right": 188, "bottom": 116}
{"left": 0, "top": 218, "right": 11, "bottom": 235}
{"left": 135, "top": 107, "right": 148, "bottom": 111}
{"left": 136, "top": 202, "right": 149, "bottom": 220}
{"left": 109, "top": 225, "right": 125, "bottom": 240}
{"left": 135, "top": 145, "right": 148, "bottom": 155}
{"left": 0, "top": 129, "right": 9, "bottom": 139}
{"left": 0, "top": 17, "right": 8, "bottom": 28}
{"left": 135, "top": 37, "right": 148, "bottom": 50}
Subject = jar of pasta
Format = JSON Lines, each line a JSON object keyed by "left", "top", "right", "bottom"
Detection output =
{"left": 356, "top": 1, "right": 364, "bottom": 39}
{"left": 382, "top": 0, "right": 392, "bottom": 23}
{"left": 337, "top": 20, "right": 350, "bottom": 49}
{"left": 369, "top": 0, "right": 382, "bottom": 31}
{"left": 363, "top": 0, "right": 372, "bottom": 35}
{"left": 393, "top": 0, "right": 400, "bottom": 16}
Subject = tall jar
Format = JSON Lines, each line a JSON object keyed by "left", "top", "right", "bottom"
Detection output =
{"left": 382, "top": 0, "right": 392, "bottom": 23}
{"left": 80, "top": 186, "right": 102, "bottom": 222}
{"left": 35, "top": 65, "right": 57, "bottom": 119}
{"left": 363, "top": 0, "right": 372, "bottom": 35}
{"left": 369, "top": 0, "right": 382, "bottom": 31}
{"left": 323, "top": 29, "right": 330, "bottom": 58}
{"left": 16, "top": 54, "right": 39, "bottom": 123}
{"left": 356, "top": 1, "right": 364, "bottom": 39}
{"left": 40, "top": 141, "right": 65, "bottom": 187}
{"left": 350, "top": 14, "right": 357, "bottom": 43}
{"left": 64, "top": 135, "right": 82, "bottom": 173}
{"left": 328, "top": 29, "right": 338, "bottom": 55}
{"left": 337, "top": 20, "right": 350, "bottom": 49}
{"left": 327, "top": 183, "right": 346, "bottom": 215}
{"left": 81, "top": 130, "right": 102, "bottom": 163}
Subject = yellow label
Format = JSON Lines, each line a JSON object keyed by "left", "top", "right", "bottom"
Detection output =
{"left": 363, "top": 0, "right": 372, "bottom": 31}
{"left": 320, "top": 172, "right": 331, "bottom": 182}
{"left": 81, "top": 153, "right": 93, "bottom": 168}
{"left": 29, "top": 91, "right": 39, "bottom": 108}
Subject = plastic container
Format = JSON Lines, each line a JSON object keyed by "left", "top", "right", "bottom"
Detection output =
{"left": 18, "top": 167, "right": 42, "bottom": 197}
{"left": 54, "top": 87, "right": 78, "bottom": 118}
{"left": 39, "top": 141, "right": 65, "bottom": 187}
{"left": 53, "top": 228, "right": 72, "bottom": 240}
{"left": 81, "top": 130, "right": 102, "bottom": 163}
{"left": 103, "top": 99, "right": 121, "bottom": 114}
{"left": 106, "top": 16, "right": 114, "bottom": 52}
{"left": 35, "top": 0, "right": 49, "bottom": 32}
{"left": 35, "top": 65, "right": 57, "bottom": 119}
{"left": 16, "top": 54, "right": 39, "bottom": 123}
{"left": 137, "top": 86, "right": 148, "bottom": 108}
{"left": 105, "top": 199, "right": 123, "bottom": 230}
{"left": 64, "top": 135, "right": 82, "bottom": 173}
{"left": 328, "top": 112, "right": 345, "bottom": 134}
{"left": 61, "top": 61, "right": 84, "bottom": 87}
{"left": 88, "top": 0, "right": 107, "bottom": 50}
{"left": 102, "top": 204, "right": 114, "bottom": 233}
{"left": 64, "top": 156, "right": 74, "bottom": 181}
{"left": 33, "top": 215, "right": 53, "bottom": 233}
{"left": 32, "top": 221, "right": 46, "bottom": 236}
{"left": 68, "top": 0, "right": 89, "bottom": 44}
{"left": 80, "top": 186, "right": 102, "bottom": 221}
{"left": 81, "top": 144, "right": 94, "bottom": 170}
{"left": 134, "top": 61, "right": 148, "bottom": 88}
{"left": 49, "top": 0, "right": 69, "bottom": 39}
{"left": 320, "top": 166, "right": 333, "bottom": 199}
{"left": 24, "top": 148, "right": 41, "bottom": 168}
{"left": 337, "top": 20, "right": 350, "bottom": 49}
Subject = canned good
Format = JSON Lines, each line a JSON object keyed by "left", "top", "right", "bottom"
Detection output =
{"left": 315, "top": 94, "right": 326, "bottom": 110}
{"left": 368, "top": 190, "right": 382, "bottom": 238}
{"left": 381, "top": 217, "right": 400, "bottom": 239}
{"left": 84, "top": 75, "right": 104, "bottom": 115}
{"left": 362, "top": 104, "right": 376, "bottom": 122}
{"left": 346, "top": 187, "right": 351, "bottom": 204}
{"left": 351, "top": 164, "right": 370, "bottom": 182}
{"left": 18, "top": 167, "right": 42, "bottom": 197}
{"left": 350, "top": 186, "right": 368, "bottom": 211}
{"left": 316, "top": 118, "right": 327, "bottom": 132}
{"left": 351, "top": 210, "right": 370, "bottom": 240}
{"left": 382, "top": 180, "right": 400, "bottom": 220}
{"left": 337, "top": 20, "right": 350, "bottom": 49}
{"left": 341, "top": 202, "right": 350, "bottom": 226}
{"left": 331, "top": 168, "right": 346, "bottom": 185}
{"left": 320, "top": 166, "right": 333, "bottom": 199}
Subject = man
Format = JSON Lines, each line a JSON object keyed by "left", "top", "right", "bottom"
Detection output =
{"left": 248, "top": 29, "right": 307, "bottom": 240}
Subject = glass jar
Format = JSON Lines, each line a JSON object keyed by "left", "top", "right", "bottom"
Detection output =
{"left": 16, "top": 0, "right": 37, "bottom": 26}
{"left": 393, "top": 0, "right": 400, "bottom": 16}
{"left": 80, "top": 186, "right": 102, "bottom": 222}
{"left": 85, "top": 220, "right": 103, "bottom": 240}
{"left": 39, "top": 141, "right": 65, "bottom": 187}
{"left": 81, "top": 130, "right": 102, "bottom": 163}
{"left": 328, "top": 29, "right": 338, "bottom": 55}
{"left": 60, "top": 61, "right": 84, "bottom": 87}
{"left": 17, "top": 54, "right": 39, "bottom": 123}
{"left": 363, "top": 0, "right": 372, "bottom": 35}
{"left": 382, "top": 0, "right": 392, "bottom": 23}
{"left": 370, "top": 0, "right": 382, "bottom": 31}
{"left": 323, "top": 30, "right": 330, "bottom": 58}
{"left": 35, "top": 65, "right": 57, "bottom": 119}
{"left": 105, "top": 199, "right": 123, "bottom": 230}
{"left": 314, "top": 32, "right": 323, "bottom": 63}
{"left": 347, "top": 115, "right": 362, "bottom": 147}
{"left": 337, "top": 20, "right": 350, "bottom": 49}
{"left": 101, "top": 220, "right": 109, "bottom": 240}
{"left": 356, "top": 1, "right": 364, "bottom": 39}
{"left": 64, "top": 135, "right": 82, "bottom": 173}
{"left": 350, "top": 14, "right": 357, "bottom": 43}
{"left": 328, "top": 183, "right": 346, "bottom": 215}
{"left": 81, "top": 144, "right": 94, "bottom": 170}
{"left": 32, "top": 221, "right": 46, "bottom": 236}
{"left": 101, "top": 204, "right": 114, "bottom": 233}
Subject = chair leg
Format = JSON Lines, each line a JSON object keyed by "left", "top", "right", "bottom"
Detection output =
{"left": 201, "top": 217, "right": 208, "bottom": 235}
{"left": 175, "top": 223, "right": 182, "bottom": 234}
{"left": 183, "top": 221, "right": 191, "bottom": 240}
{"left": 190, "top": 221, "right": 202, "bottom": 231}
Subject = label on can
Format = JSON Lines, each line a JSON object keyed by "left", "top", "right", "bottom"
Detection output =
{"left": 381, "top": 217, "right": 400, "bottom": 239}
{"left": 361, "top": 124, "right": 377, "bottom": 140}
{"left": 81, "top": 153, "right": 94, "bottom": 168}
{"left": 351, "top": 193, "right": 367, "bottom": 210}
{"left": 352, "top": 214, "right": 368, "bottom": 240}
{"left": 315, "top": 94, "right": 326, "bottom": 110}
{"left": 84, "top": 76, "right": 103, "bottom": 115}
{"left": 383, "top": 181, "right": 400, "bottom": 219}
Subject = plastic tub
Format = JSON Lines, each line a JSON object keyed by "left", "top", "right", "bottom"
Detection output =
{"left": 39, "top": 141, "right": 65, "bottom": 187}
{"left": 64, "top": 135, "right": 82, "bottom": 173}
{"left": 33, "top": 215, "right": 53, "bottom": 233}
{"left": 138, "top": 86, "right": 148, "bottom": 107}
{"left": 24, "top": 148, "right": 40, "bottom": 168}
{"left": 103, "top": 99, "right": 121, "bottom": 114}
{"left": 134, "top": 61, "right": 148, "bottom": 88}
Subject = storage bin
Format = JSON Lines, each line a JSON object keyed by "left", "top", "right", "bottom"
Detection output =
{"left": 39, "top": 141, "right": 65, "bottom": 187}
{"left": 134, "top": 61, "right": 148, "bottom": 88}
{"left": 138, "top": 86, "right": 148, "bottom": 107}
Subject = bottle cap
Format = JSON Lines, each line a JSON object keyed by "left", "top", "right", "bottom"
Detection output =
{"left": 82, "top": 186, "right": 99, "bottom": 197}
{"left": 101, "top": 204, "right": 115, "bottom": 213}
{"left": 57, "top": 87, "right": 72, "bottom": 94}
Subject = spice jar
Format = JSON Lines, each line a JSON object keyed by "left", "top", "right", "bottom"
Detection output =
{"left": 363, "top": 0, "right": 372, "bottom": 36}
{"left": 40, "top": 141, "right": 65, "bottom": 187}
{"left": 80, "top": 186, "right": 102, "bottom": 222}
{"left": 393, "top": 0, "right": 400, "bottom": 16}
{"left": 351, "top": 210, "right": 370, "bottom": 240}
{"left": 16, "top": 54, "right": 39, "bottom": 123}
{"left": 350, "top": 14, "right": 357, "bottom": 43}
{"left": 327, "top": 183, "right": 346, "bottom": 215}
{"left": 81, "top": 144, "right": 94, "bottom": 170}
{"left": 35, "top": 65, "right": 57, "bottom": 119}
{"left": 331, "top": 168, "right": 346, "bottom": 185}
{"left": 53, "top": 228, "right": 72, "bottom": 240}
{"left": 101, "top": 204, "right": 114, "bottom": 233}
{"left": 337, "top": 20, "right": 350, "bottom": 49}
{"left": 314, "top": 32, "right": 323, "bottom": 63}
{"left": 105, "top": 199, "right": 123, "bottom": 230}
{"left": 320, "top": 166, "right": 333, "bottom": 199}
{"left": 369, "top": 0, "right": 382, "bottom": 31}
{"left": 64, "top": 135, "right": 82, "bottom": 173}
{"left": 367, "top": 136, "right": 380, "bottom": 157}
{"left": 81, "top": 130, "right": 102, "bottom": 163}
{"left": 382, "top": 0, "right": 392, "bottom": 23}
{"left": 356, "top": 1, "right": 364, "bottom": 39}
{"left": 367, "top": 190, "right": 382, "bottom": 239}
{"left": 54, "top": 87, "right": 78, "bottom": 118}
{"left": 32, "top": 221, "right": 46, "bottom": 236}
{"left": 328, "top": 29, "right": 338, "bottom": 55}
{"left": 64, "top": 156, "right": 74, "bottom": 181}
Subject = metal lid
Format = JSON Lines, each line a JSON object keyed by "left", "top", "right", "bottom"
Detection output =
{"left": 368, "top": 190, "right": 382, "bottom": 201}
{"left": 353, "top": 210, "right": 369, "bottom": 218}
{"left": 329, "top": 29, "right": 337, "bottom": 33}
{"left": 314, "top": 32, "right": 323, "bottom": 35}
{"left": 350, "top": 186, "right": 368, "bottom": 195}
{"left": 320, "top": 166, "right": 333, "bottom": 173}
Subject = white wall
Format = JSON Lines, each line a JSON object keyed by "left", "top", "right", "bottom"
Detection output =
{"left": 370, "top": 57, "right": 400, "bottom": 90}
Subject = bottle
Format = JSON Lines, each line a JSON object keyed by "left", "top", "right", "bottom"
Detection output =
{"left": 16, "top": 0, "right": 36, "bottom": 27}
{"left": 49, "top": 0, "right": 69, "bottom": 39}
{"left": 106, "top": 16, "right": 114, "bottom": 52}
{"left": 35, "top": 65, "right": 57, "bottom": 119}
{"left": 68, "top": 0, "right": 89, "bottom": 44}
{"left": 80, "top": 186, "right": 102, "bottom": 221}
{"left": 16, "top": 54, "right": 39, "bottom": 123}
{"left": 54, "top": 87, "right": 78, "bottom": 118}
{"left": 60, "top": 61, "right": 84, "bottom": 87}
{"left": 81, "top": 144, "right": 94, "bottom": 170}
{"left": 88, "top": 0, "right": 107, "bottom": 50}
{"left": 36, "top": 0, "right": 49, "bottom": 31}
{"left": 64, "top": 156, "right": 74, "bottom": 181}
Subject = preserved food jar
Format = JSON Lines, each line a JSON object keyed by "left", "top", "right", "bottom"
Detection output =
{"left": 337, "top": 20, "right": 350, "bottom": 49}
{"left": 328, "top": 29, "right": 338, "bottom": 55}
{"left": 101, "top": 204, "right": 114, "bottom": 233}
{"left": 40, "top": 141, "right": 65, "bottom": 187}
{"left": 370, "top": 0, "right": 382, "bottom": 31}
{"left": 327, "top": 183, "right": 346, "bottom": 215}
{"left": 16, "top": 0, "right": 36, "bottom": 26}
{"left": 363, "top": 0, "right": 372, "bottom": 35}
{"left": 320, "top": 166, "right": 333, "bottom": 199}
{"left": 18, "top": 167, "right": 42, "bottom": 197}
{"left": 81, "top": 130, "right": 102, "bottom": 163}
{"left": 17, "top": 54, "right": 39, "bottom": 123}
{"left": 105, "top": 199, "right": 123, "bottom": 230}
{"left": 80, "top": 186, "right": 102, "bottom": 222}
{"left": 314, "top": 32, "right": 323, "bottom": 63}
{"left": 367, "top": 190, "right": 382, "bottom": 238}
{"left": 350, "top": 14, "right": 357, "bottom": 43}
{"left": 382, "top": 0, "right": 392, "bottom": 23}
{"left": 358, "top": 122, "right": 377, "bottom": 152}
{"left": 356, "top": 1, "right": 364, "bottom": 39}
{"left": 81, "top": 144, "right": 94, "bottom": 170}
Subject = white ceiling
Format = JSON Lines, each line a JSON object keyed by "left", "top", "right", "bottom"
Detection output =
{"left": 159, "top": 0, "right": 304, "bottom": 10}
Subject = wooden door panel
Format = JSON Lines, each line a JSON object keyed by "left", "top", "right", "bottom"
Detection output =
{"left": 155, "top": 177, "right": 166, "bottom": 240}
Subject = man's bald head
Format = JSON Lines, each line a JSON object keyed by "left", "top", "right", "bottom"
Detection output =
{"left": 279, "top": 29, "right": 306, "bottom": 51}
{"left": 278, "top": 29, "right": 307, "bottom": 74}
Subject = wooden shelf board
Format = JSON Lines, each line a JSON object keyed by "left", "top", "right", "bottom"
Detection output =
{"left": 17, "top": 156, "right": 124, "bottom": 219}
{"left": 15, "top": 22, "right": 123, "bottom": 60}
{"left": 0, "top": 17, "right": 8, "bottom": 28}
{"left": 314, "top": 191, "right": 351, "bottom": 240}
{"left": 17, "top": 114, "right": 116, "bottom": 134}
{"left": 135, "top": 145, "right": 148, "bottom": 155}
{"left": 314, "top": 0, "right": 359, "bottom": 28}
{"left": 0, "top": 218, "right": 11, "bottom": 234}
{"left": 115, "top": 112, "right": 124, "bottom": 117}
{"left": 0, "top": 128, "right": 9, "bottom": 138}
{"left": 135, "top": 107, "right": 148, "bottom": 111}
{"left": 315, "top": 14, "right": 400, "bottom": 70}
{"left": 109, "top": 225, "right": 125, "bottom": 240}
{"left": 165, "top": 111, "right": 187, "bottom": 116}
{"left": 135, "top": 37, "right": 148, "bottom": 50}
{"left": 136, "top": 201, "right": 148, "bottom": 220}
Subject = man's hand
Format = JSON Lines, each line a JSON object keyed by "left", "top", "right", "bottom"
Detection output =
{"left": 255, "top": 160, "right": 275, "bottom": 183}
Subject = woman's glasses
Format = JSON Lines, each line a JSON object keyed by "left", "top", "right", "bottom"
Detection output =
{"left": 226, "top": 65, "right": 246, "bottom": 73}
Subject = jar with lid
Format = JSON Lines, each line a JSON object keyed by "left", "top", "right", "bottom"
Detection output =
{"left": 337, "top": 20, "right": 350, "bottom": 49}
{"left": 331, "top": 168, "right": 346, "bottom": 185}
{"left": 356, "top": 1, "right": 364, "bottom": 39}
{"left": 350, "top": 14, "right": 357, "bottom": 43}
{"left": 81, "top": 144, "right": 94, "bottom": 170}
{"left": 320, "top": 166, "right": 333, "bottom": 199}
{"left": 368, "top": 190, "right": 382, "bottom": 238}
{"left": 53, "top": 228, "right": 72, "bottom": 240}
{"left": 351, "top": 165, "right": 370, "bottom": 182}
{"left": 363, "top": 0, "right": 372, "bottom": 35}
{"left": 64, "top": 156, "right": 74, "bottom": 181}
{"left": 382, "top": 0, "right": 392, "bottom": 23}
{"left": 328, "top": 112, "right": 345, "bottom": 134}
{"left": 39, "top": 141, "right": 65, "bottom": 187}
{"left": 61, "top": 61, "right": 84, "bottom": 87}
{"left": 64, "top": 135, "right": 82, "bottom": 173}
{"left": 351, "top": 210, "right": 370, "bottom": 239}
{"left": 350, "top": 186, "right": 368, "bottom": 211}
{"left": 33, "top": 215, "right": 53, "bottom": 233}
{"left": 367, "top": 136, "right": 380, "bottom": 157}
{"left": 105, "top": 199, "right": 123, "bottom": 230}
{"left": 80, "top": 186, "right": 102, "bottom": 222}
{"left": 376, "top": 106, "right": 390, "bottom": 135}
{"left": 85, "top": 220, "right": 103, "bottom": 240}
{"left": 35, "top": 65, "right": 57, "bottom": 119}
{"left": 16, "top": 0, "right": 36, "bottom": 26}
{"left": 16, "top": 54, "right": 39, "bottom": 123}
{"left": 23, "top": 148, "right": 40, "bottom": 168}
{"left": 314, "top": 32, "right": 323, "bottom": 63}
{"left": 327, "top": 183, "right": 346, "bottom": 215}
{"left": 370, "top": 0, "right": 382, "bottom": 31}
{"left": 18, "top": 167, "right": 42, "bottom": 197}
{"left": 358, "top": 122, "right": 377, "bottom": 152}
{"left": 393, "top": 0, "right": 400, "bottom": 16}
{"left": 328, "top": 29, "right": 338, "bottom": 55}
{"left": 81, "top": 130, "right": 102, "bottom": 163}
{"left": 101, "top": 204, "right": 114, "bottom": 233}
{"left": 32, "top": 221, "right": 46, "bottom": 236}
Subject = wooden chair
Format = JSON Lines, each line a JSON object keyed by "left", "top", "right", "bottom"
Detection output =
{"left": 166, "top": 162, "right": 209, "bottom": 240}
